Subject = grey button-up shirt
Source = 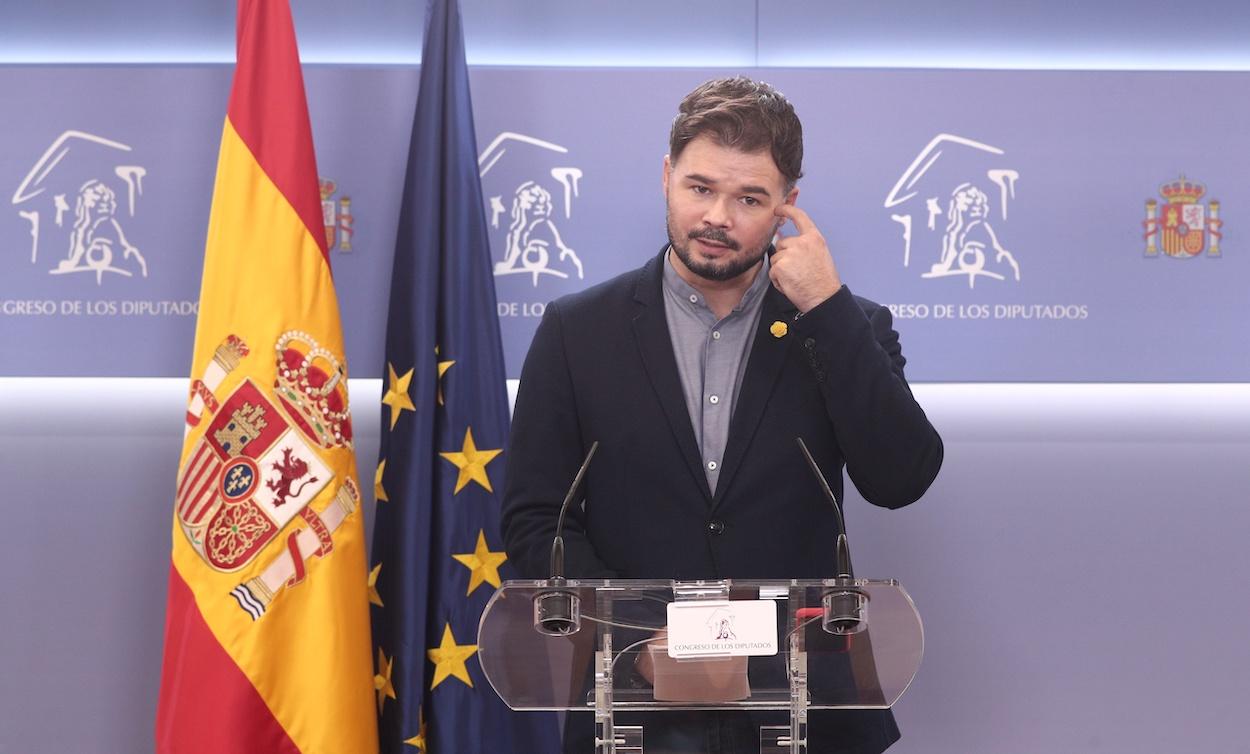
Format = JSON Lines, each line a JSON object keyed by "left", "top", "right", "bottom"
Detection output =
{"left": 661, "top": 249, "right": 772, "bottom": 495}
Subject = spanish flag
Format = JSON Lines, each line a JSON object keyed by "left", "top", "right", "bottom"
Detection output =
{"left": 155, "top": 1, "right": 377, "bottom": 752}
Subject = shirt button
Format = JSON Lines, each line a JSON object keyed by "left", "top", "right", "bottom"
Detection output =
{"left": 689, "top": 294, "right": 699, "bottom": 304}
{"left": 712, "top": 331, "right": 721, "bottom": 340}
{"left": 708, "top": 520, "right": 725, "bottom": 535}
{"left": 709, "top": 395, "right": 720, "bottom": 405}
{"left": 707, "top": 460, "right": 718, "bottom": 471}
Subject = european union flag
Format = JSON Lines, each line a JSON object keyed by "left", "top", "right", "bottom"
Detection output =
{"left": 369, "top": 0, "right": 563, "bottom": 751}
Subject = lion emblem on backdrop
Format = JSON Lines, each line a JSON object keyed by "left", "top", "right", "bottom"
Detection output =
{"left": 479, "top": 131, "right": 585, "bottom": 286}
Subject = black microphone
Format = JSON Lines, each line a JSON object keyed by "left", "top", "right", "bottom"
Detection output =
{"left": 533, "top": 441, "right": 598, "bottom": 636}
{"left": 795, "top": 437, "right": 867, "bottom": 636}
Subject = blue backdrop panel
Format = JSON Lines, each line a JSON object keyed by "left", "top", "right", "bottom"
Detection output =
{"left": 1, "top": 66, "right": 1245, "bottom": 381}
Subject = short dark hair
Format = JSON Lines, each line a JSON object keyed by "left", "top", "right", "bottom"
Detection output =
{"left": 669, "top": 76, "right": 804, "bottom": 188}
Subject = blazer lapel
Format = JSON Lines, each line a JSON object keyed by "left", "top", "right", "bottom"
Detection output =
{"left": 712, "top": 285, "right": 799, "bottom": 508}
{"left": 631, "top": 251, "right": 714, "bottom": 503}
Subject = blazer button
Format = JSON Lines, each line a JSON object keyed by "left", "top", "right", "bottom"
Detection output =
{"left": 707, "top": 520, "right": 726, "bottom": 535}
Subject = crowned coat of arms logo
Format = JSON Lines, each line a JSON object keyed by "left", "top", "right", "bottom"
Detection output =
{"left": 176, "top": 331, "right": 359, "bottom": 620}
{"left": 1143, "top": 175, "right": 1222, "bottom": 258}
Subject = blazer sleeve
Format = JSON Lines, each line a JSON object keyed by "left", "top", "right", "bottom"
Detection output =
{"left": 501, "top": 301, "right": 619, "bottom": 579}
{"left": 790, "top": 286, "right": 944, "bottom": 508}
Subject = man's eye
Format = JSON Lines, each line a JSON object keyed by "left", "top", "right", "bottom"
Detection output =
{"left": 692, "top": 185, "right": 710, "bottom": 195}
{"left": 741, "top": 196, "right": 760, "bottom": 206}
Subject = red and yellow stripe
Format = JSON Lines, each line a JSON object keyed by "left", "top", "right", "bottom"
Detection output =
{"left": 156, "top": 1, "right": 377, "bottom": 752}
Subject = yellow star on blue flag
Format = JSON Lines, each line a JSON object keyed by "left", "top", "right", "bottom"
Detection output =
{"left": 438, "top": 427, "right": 502, "bottom": 494}
{"left": 452, "top": 530, "right": 508, "bottom": 596}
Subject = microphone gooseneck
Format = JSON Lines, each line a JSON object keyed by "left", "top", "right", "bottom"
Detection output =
{"left": 795, "top": 436, "right": 867, "bottom": 636}
{"left": 533, "top": 441, "right": 599, "bottom": 636}
{"left": 550, "top": 440, "right": 598, "bottom": 580}
{"left": 795, "top": 436, "right": 853, "bottom": 580}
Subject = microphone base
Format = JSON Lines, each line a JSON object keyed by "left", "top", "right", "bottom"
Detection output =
{"left": 533, "top": 586, "right": 581, "bottom": 636}
{"left": 821, "top": 583, "right": 868, "bottom": 636}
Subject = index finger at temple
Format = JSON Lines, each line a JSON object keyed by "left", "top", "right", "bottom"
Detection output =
{"left": 774, "top": 203, "right": 816, "bottom": 235}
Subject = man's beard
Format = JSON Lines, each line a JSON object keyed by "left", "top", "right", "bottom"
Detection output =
{"left": 666, "top": 212, "right": 769, "bottom": 283}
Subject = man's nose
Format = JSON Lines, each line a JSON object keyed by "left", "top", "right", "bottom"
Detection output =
{"left": 702, "top": 196, "right": 733, "bottom": 227}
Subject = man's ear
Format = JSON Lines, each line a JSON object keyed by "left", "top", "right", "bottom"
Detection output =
{"left": 662, "top": 154, "right": 672, "bottom": 200}
{"left": 784, "top": 185, "right": 799, "bottom": 206}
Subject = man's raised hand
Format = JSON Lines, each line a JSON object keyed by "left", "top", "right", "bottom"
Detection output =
{"left": 769, "top": 203, "right": 842, "bottom": 314}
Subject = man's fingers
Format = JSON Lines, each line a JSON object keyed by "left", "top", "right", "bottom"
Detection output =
{"left": 774, "top": 203, "right": 817, "bottom": 235}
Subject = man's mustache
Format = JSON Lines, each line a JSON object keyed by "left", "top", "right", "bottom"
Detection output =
{"left": 687, "top": 227, "right": 740, "bottom": 251}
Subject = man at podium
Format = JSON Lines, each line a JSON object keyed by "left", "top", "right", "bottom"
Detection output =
{"left": 502, "top": 76, "right": 944, "bottom": 754}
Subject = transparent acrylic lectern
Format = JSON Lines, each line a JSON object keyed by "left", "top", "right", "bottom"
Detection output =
{"left": 478, "top": 578, "right": 923, "bottom": 753}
